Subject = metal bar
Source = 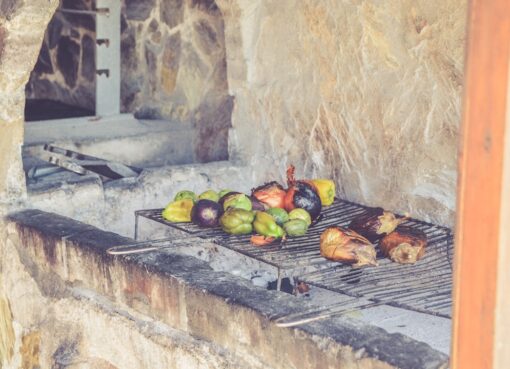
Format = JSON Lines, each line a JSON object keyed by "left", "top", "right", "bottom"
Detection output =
{"left": 58, "top": 8, "right": 110, "bottom": 16}
{"left": 96, "top": 0, "right": 120, "bottom": 116}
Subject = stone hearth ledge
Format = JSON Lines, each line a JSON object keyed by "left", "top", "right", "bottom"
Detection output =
{"left": 5, "top": 209, "right": 449, "bottom": 369}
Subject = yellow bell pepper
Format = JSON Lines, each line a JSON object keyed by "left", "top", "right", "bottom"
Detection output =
{"left": 310, "top": 179, "right": 336, "bottom": 206}
{"left": 162, "top": 199, "right": 194, "bottom": 222}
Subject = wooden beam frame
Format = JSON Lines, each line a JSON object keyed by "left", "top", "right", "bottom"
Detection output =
{"left": 452, "top": 0, "right": 510, "bottom": 368}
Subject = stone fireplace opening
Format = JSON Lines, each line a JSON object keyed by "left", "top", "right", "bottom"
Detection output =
{"left": 23, "top": 0, "right": 232, "bottom": 177}
{"left": 1, "top": 0, "right": 469, "bottom": 368}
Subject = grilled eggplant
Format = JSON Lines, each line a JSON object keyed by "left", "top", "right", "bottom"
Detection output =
{"left": 348, "top": 207, "right": 406, "bottom": 242}
{"left": 320, "top": 226, "right": 377, "bottom": 267}
{"left": 380, "top": 226, "right": 427, "bottom": 264}
{"left": 284, "top": 165, "right": 322, "bottom": 220}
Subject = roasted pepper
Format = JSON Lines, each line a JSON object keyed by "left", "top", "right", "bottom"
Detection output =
{"left": 174, "top": 190, "right": 197, "bottom": 203}
{"left": 266, "top": 207, "right": 289, "bottom": 225}
{"left": 198, "top": 190, "right": 220, "bottom": 202}
{"left": 220, "top": 208, "right": 255, "bottom": 235}
{"left": 162, "top": 199, "right": 194, "bottom": 222}
{"left": 253, "top": 211, "right": 285, "bottom": 239}
{"left": 310, "top": 179, "right": 335, "bottom": 206}
{"left": 311, "top": 179, "right": 335, "bottom": 206}
{"left": 283, "top": 219, "right": 309, "bottom": 237}
{"left": 223, "top": 193, "right": 252, "bottom": 211}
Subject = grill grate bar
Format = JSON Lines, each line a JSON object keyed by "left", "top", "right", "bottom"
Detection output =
{"left": 136, "top": 198, "right": 453, "bottom": 318}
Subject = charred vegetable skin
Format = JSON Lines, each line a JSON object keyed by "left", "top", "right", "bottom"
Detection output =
{"left": 380, "top": 226, "right": 427, "bottom": 264}
{"left": 348, "top": 207, "right": 406, "bottom": 242}
{"left": 251, "top": 181, "right": 287, "bottom": 209}
{"left": 284, "top": 166, "right": 322, "bottom": 220}
{"left": 320, "top": 226, "right": 377, "bottom": 267}
{"left": 191, "top": 199, "right": 223, "bottom": 228}
{"left": 310, "top": 179, "right": 336, "bottom": 206}
{"left": 219, "top": 208, "right": 255, "bottom": 235}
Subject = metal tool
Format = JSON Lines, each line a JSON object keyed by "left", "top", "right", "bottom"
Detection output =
{"left": 106, "top": 236, "right": 221, "bottom": 255}
{"left": 42, "top": 144, "right": 142, "bottom": 180}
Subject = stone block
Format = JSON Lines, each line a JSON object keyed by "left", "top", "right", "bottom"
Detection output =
{"left": 125, "top": 0, "right": 155, "bottom": 21}
{"left": 193, "top": 19, "right": 219, "bottom": 56}
{"left": 0, "top": 0, "right": 23, "bottom": 20}
{"left": 0, "top": 298, "right": 15, "bottom": 365}
{"left": 20, "top": 331, "right": 41, "bottom": 369}
{"left": 160, "top": 0, "right": 183, "bottom": 29}
{"left": 33, "top": 42, "right": 53, "bottom": 75}
{"left": 56, "top": 36, "right": 80, "bottom": 88}
{"left": 47, "top": 15, "right": 64, "bottom": 49}
{"left": 188, "top": 0, "right": 220, "bottom": 14}
{"left": 0, "top": 26, "right": 5, "bottom": 61}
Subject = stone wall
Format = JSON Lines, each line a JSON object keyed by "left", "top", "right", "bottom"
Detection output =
{"left": 0, "top": 209, "right": 448, "bottom": 369}
{"left": 26, "top": 0, "right": 231, "bottom": 161}
{"left": 122, "top": 0, "right": 231, "bottom": 161}
{"left": 25, "top": 0, "right": 96, "bottom": 110}
{"left": 217, "top": 0, "right": 467, "bottom": 226}
{"left": 0, "top": 0, "right": 59, "bottom": 204}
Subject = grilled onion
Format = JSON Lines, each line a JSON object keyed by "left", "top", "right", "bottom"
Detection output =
{"left": 320, "top": 226, "right": 377, "bottom": 267}
{"left": 251, "top": 182, "right": 287, "bottom": 209}
{"left": 348, "top": 207, "right": 406, "bottom": 242}
{"left": 380, "top": 227, "right": 427, "bottom": 264}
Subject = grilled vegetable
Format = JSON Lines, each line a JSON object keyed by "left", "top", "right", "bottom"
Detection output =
{"left": 191, "top": 199, "right": 223, "bottom": 227}
{"left": 253, "top": 211, "right": 285, "bottom": 238}
{"left": 320, "top": 226, "right": 377, "bottom": 267}
{"left": 251, "top": 181, "right": 287, "bottom": 209}
{"left": 198, "top": 190, "right": 220, "bottom": 202}
{"left": 283, "top": 219, "right": 308, "bottom": 237}
{"left": 250, "top": 196, "right": 267, "bottom": 211}
{"left": 218, "top": 189, "right": 233, "bottom": 198}
{"left": 222, "top": 193, "right": 252, "bottom": 211}
{"left": 173, "top": 190, "right": 197, "bottom": 203}
{"left": 219, "top": 208, "right": 255, "bottom": 235}
{"left": 284, "top": 165, "right": 322, "bottom": 220}
{"left": 219, "top": 191, "right": 240, "bottom": 206}
{"left": 380, "top": 226, "right": 427, "bottom": 264}
{"left": 348, "top": 207, "right": 406, "bottom": 242}
{"left": 266, "top": 208, "right": 289, "bottom": 225}
{"left": 310, "top": 179, "right": 336, "bottom": 206}
{"left": 250, "top": 235, "right": 276, "bottom": 246}
{"left": 162, "top": 199, "right": 194, "bottom": 222}
{"left": 288, "top": 208, "right": 312, "bottom": 226}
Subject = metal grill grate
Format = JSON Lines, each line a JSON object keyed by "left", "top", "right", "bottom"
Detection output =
{"left": 135, "top": 198, "right": 454, "bottom": 318}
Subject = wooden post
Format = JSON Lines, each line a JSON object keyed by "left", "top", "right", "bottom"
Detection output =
{"left": 452, "top": 1, "right": 510, "bottom": 368}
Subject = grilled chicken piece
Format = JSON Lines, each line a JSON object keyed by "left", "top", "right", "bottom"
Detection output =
{"left": 320, "top": 226, "right": 377, "bottom": 267}
{"left": 380, "top": 226, "right": 427, "bottom": 264}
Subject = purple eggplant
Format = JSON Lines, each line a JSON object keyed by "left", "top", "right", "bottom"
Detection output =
{"left": 191, "top": 199, "right": 223, "bottom": 228}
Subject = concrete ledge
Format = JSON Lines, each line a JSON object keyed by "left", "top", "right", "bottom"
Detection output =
{"left": 6, "top": 210, "right": 449, "bottom": 369}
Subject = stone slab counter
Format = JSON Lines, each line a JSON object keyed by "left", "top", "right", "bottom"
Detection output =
{"left": 2, "top": 209, "right": 449, "bottom": 369}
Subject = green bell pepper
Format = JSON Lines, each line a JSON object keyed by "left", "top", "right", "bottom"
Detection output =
{"left": 198, "top": 190, "right": 220, "bottom": 202}
{"left": 223, "top": 193, "right": 252, "bottom": 211}
{"left": 174, "top": 190, "right": 197, "bottom": 203}
{"left": 253, "top": 211, "right": 285, "bottom": 238}
{"left": 220, "top": 208, "right": 255, "bottom": 235}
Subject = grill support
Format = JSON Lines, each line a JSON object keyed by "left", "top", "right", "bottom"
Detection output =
{"left": 133, "top": 199, "right": 454, "bottom": 319}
